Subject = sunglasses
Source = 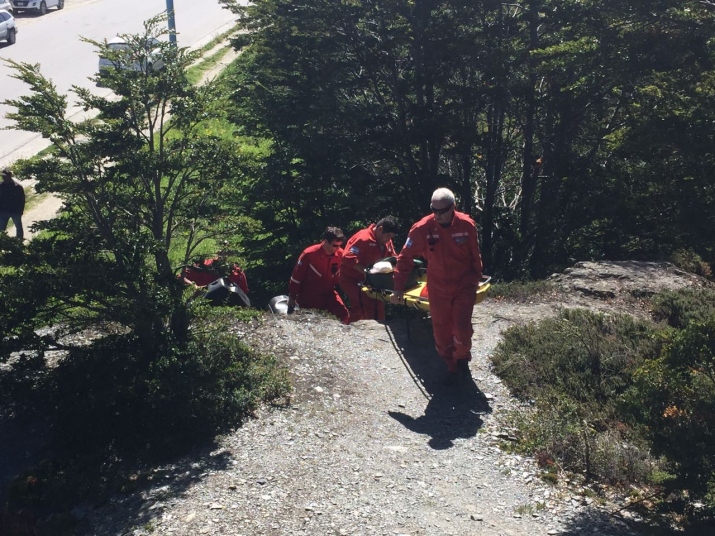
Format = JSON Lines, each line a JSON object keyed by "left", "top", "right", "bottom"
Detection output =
{"left": 430, "top": 204, "right": 454, "bottom": 215}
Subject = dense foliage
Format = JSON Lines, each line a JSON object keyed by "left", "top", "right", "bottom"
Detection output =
{"left": 219, "top": 0, "right": 715, "bottom": 287}
{"left": 492, "top": 289, "right": 715, "bottom": 524}
{"left": 1, "top": 17, "right": 246, "bottom": 350}
{"left": 0, "top": 18, "right": 289, "bottom": 533}
{"left": 492, "top": 309, "right": 663, "bottom": 483}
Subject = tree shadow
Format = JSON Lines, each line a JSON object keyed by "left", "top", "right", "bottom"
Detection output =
{"left": 0, "top": 375, "right": 232, "bottom": 535}
{"left": 560, "top": 502, "right": 715, "bottom": 536}
{"left": 0, "top": 327, "right": 281, "bottom": 535}
{"left": 383, "top": 313, "right": 491, "bottom": 450}
{"left": 0, "top": 411, "right": 51, "bottom": 507}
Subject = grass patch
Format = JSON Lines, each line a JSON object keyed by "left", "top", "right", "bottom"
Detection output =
{"left": 186, "top": 23, "right": 243, "bottom": 86}
{"left": 195, "top": 24, "right": 242, "bottom": 57}
{"left": 187, "top": 45, "right": 235, "bottom": 85}
{"left": 24, "top": 190, "right": 49, "bottom": 213}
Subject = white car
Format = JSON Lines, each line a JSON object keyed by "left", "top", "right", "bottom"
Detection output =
{"left": 98, "top": 36, "right": 165, "bottom": 76}
{"left": 0, "top": 9, "right": 17, "bottom": 44}
{"left": 11, "top": 0, "right": 64, "bottom": 15}
{"left": 0, "top": 1, "right": 13, "bottom": 13}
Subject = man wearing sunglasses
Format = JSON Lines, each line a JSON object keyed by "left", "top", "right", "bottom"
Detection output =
{"left": 339, "top": 216, "right": 398, "bottom": 322}
{"left": 288, "top": 226, "right": 350, "bottom": 324}
{"left": 391, "top": 188, "right": 483, "bottom": 376}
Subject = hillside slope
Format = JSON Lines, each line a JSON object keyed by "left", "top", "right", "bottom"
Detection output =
{"left": 77, "top": 261, "right": 710, "bottom": 536}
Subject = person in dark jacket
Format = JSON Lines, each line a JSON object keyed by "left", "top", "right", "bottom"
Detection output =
{"left": 0, "top": 168, "right": 25, "bottom": 240}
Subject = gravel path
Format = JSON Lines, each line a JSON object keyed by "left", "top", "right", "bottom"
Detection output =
{"left": 78, "top": 296, "right": 645, "bottom": 536}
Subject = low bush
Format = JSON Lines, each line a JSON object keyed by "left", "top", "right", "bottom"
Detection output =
{"left": 491, "top": 308, "right": 664, "bottom": 483}
{"left": 3, "top": 308, "right": 290, "bottom": 533}
{"left": 492, "top": 308, "right": 661, "bottom": 412}
{"left": 650, "top": 287, "right": 715, "bottom": 329}
{"left": 622, "top": 319, "right": 715, "bottom": 515}
{"left": 488, "top": 279, "right": 555, "bottom": 302}
{"left": 44, "top": 310, "right": 289, "bottom": 454}
{"left": 669, "top": 249, "right": 713, "bottom": 279}
{"left": 493, "top": 293, "right": 715, "bottom": 526}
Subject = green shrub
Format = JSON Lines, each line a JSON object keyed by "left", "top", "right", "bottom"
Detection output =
{"left": 651, "top": 288, "right": 715, "bottom": 329}
{"left": 492, "top": 308, "right": 661, "bottom": 412}
{"left": 491, "top": 308, "right": 663, "bottom": 483}
{"left": 4, "top": 309, "right": 290, "bottom": 531}
{"left": 47, "top": 314, "right": 289, "bottom": 453}
{"left": 669, "top": 249, "right": 713, "bottom": 279}
{"left": 488, "top": 280, "right": 555, "bottom": 302}
{"left": 623, "top": 319, "right": 715, "bottom": 512}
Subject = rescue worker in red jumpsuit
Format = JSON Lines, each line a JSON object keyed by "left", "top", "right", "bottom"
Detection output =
{"left": 340, "top": 216, "right": 398, "bottom": 322}
{"left": 288, "top": 227, "right": 350, "bottom": 324}
{"left": 181, "top": 242, "right": 250, "bottom": 295}
{"left": 181, "top": 257, "right": 249, "bottom": 295}
{"left": 391, "top": 188, "right": 483, "bottom": 375}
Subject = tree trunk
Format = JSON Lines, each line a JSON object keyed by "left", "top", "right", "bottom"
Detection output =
{"left": 518, "top": 0, "right": 540, "bottom": 272}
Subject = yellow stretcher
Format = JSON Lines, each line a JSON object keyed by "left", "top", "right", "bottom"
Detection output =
{"left": 362, "top": 273, "right": 491, "bottom": 312}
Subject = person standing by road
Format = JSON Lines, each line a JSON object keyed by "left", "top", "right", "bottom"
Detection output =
{"left": 391, "top": 188, "right": 482, "bottom": 375}
{"left": 288, "top": 227, "right": 350, "bottom": 324}
{"left": 340, "top": 216, "right": 398, "bottom": 322}
{"left": 0, "top": 168, "right": 25, "bottom": 241}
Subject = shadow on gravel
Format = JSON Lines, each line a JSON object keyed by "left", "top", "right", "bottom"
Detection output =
{"left": 70, "top": 444, "right": 231, "bottom": 536}
{"left": 384, "top": 316, "right": 492, "bottom": 450}
{"left": 559, "top": 504, "right": 699, "bottom": 536}
{"left": 563, "top": 505, "right": 715, "bottom": 536}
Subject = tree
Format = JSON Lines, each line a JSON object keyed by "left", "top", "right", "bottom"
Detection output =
{"left": 219, "top": 0, "right": 715, "bottom": 283}
{"left": 1, "top": 15, "right": 243, "bottom": 354}
{"left": 221, "top": 0, "right": 525, "bottom": 280}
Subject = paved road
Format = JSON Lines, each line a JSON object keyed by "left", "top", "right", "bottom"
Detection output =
{"left": 0, "top": 0, "right": 238, "bottom": 166}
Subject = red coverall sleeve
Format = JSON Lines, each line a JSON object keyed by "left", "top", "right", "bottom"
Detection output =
{"left": 393, "top": 225, "right": 426, "bottom": 292}
{"left": 289, "top": 251, "right": 310, "bottom": 300}
{"left": 341, "top": 238, "right": 366, "bottom": 279}
{"left": 228, "top": 265, "right": 249, "bottom": 294}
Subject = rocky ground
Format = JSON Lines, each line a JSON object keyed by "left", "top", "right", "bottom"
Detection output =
{"left": 65, "top": 261, "right": 710, "bottom": 536}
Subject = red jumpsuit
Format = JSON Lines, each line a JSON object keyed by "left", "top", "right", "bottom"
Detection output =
{"left": 339, "top": 224, "right": 396, "bottom": 322}
{"left": 289, "top": 243, "right": 349, "bottom": 324}
{"left": 182, "top": 258, "right": 249, "bottom": 294}
{"left": 393, "top": 211, "right": 482, "bottom": 373}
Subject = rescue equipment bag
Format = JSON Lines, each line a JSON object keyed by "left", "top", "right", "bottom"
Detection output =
{"left": 204, "top": 277, "right": 251, "bottom": 307}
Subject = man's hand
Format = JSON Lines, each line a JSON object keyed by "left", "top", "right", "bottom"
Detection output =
{"left": 390, "top": 291, "right": 404, "bottom": 304}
